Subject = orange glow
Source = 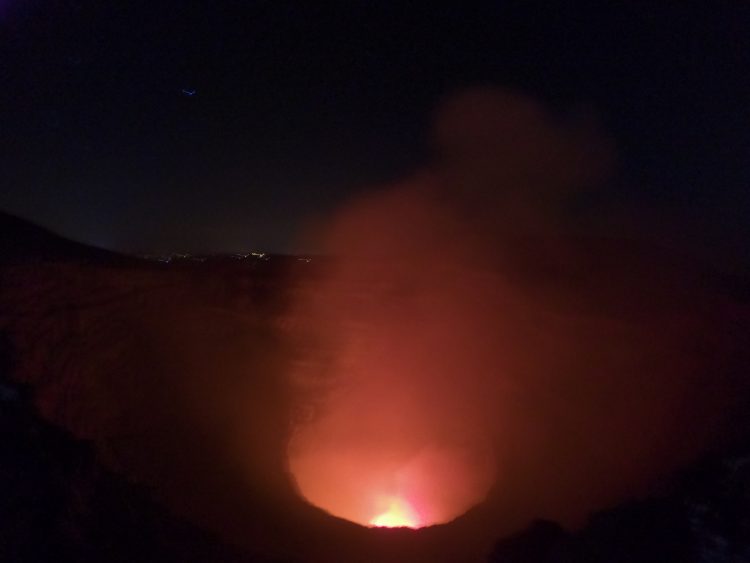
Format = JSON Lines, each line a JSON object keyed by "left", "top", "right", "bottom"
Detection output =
{"left": 369, "top": 496, "right": 420, "bottom": 528}
{"left": 287, "top": 419, "right": 495, "bottom": 528}
{"left": 272, "top": 87, "right": 750, "bottom": 553}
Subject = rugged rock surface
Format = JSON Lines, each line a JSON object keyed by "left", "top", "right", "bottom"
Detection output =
{"left": 489, "top": 450, "right": 750, "bottom": 562}
{"left": 0, "top": 368, "right": 288, "bottom": 563}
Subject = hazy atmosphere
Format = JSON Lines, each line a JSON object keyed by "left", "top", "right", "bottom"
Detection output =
{"left": 2, "top": 3, "right": 749, "bottom": 264}
{"left": 2, "top": 4, "right": 750, "bottom": 563}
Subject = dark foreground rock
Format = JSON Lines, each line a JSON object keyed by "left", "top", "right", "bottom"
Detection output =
{"left": 489, "top": 449, "right": 750, "bottom": 563}
{"left": 0, "top": 372, "right": 286, "bottom": 563}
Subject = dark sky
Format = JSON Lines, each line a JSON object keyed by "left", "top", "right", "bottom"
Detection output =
{"left": 1, "top": 2, "right": 748, "bottom": 258}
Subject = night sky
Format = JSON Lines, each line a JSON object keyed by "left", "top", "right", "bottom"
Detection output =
{"left": 1, "top": 2, "right": 748, "bottom": 260}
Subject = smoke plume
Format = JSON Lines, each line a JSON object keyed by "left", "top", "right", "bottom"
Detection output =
{"left": 285, "top": 87, "right": 748, "bottom": 537}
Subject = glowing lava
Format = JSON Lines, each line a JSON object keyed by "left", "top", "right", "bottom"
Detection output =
{"left": 288, "top": 432, "right": 495, "bottom": 528}
{"left": 369, "top": 496, "right": 420, "bottom": 528}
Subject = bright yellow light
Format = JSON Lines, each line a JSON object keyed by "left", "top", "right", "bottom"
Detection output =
{"left": 369, "top": 497, "right": 420, "bottom": 528}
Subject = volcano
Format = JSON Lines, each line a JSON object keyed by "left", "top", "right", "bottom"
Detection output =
{"left": 1, "top": 211, "right": 750, "bottom": 562}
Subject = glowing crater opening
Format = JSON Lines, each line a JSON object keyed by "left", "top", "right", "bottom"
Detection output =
{"left": 288, "top": 432, "right": 495, "bottom": 529}
{"left": 369, "top": 496, "right": 420, "bottom": 528}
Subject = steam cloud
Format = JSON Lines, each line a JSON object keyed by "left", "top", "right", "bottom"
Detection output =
{"left": 3, "top": 86, "right": 748, "bottom": 561}
{"left": 286, "top": 88, "right": 748, "bottom": 536}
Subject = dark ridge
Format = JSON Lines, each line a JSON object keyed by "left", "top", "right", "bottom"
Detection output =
{"left": 0, "top": 210, "right": 319, "bottom": 278}
{"left": 0, "top": 211, "right": 135, "bottom": 266}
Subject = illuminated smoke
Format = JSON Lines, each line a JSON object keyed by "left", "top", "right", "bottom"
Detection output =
{"left": 285, "top": 87, "right": 746, "bottom": 534}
